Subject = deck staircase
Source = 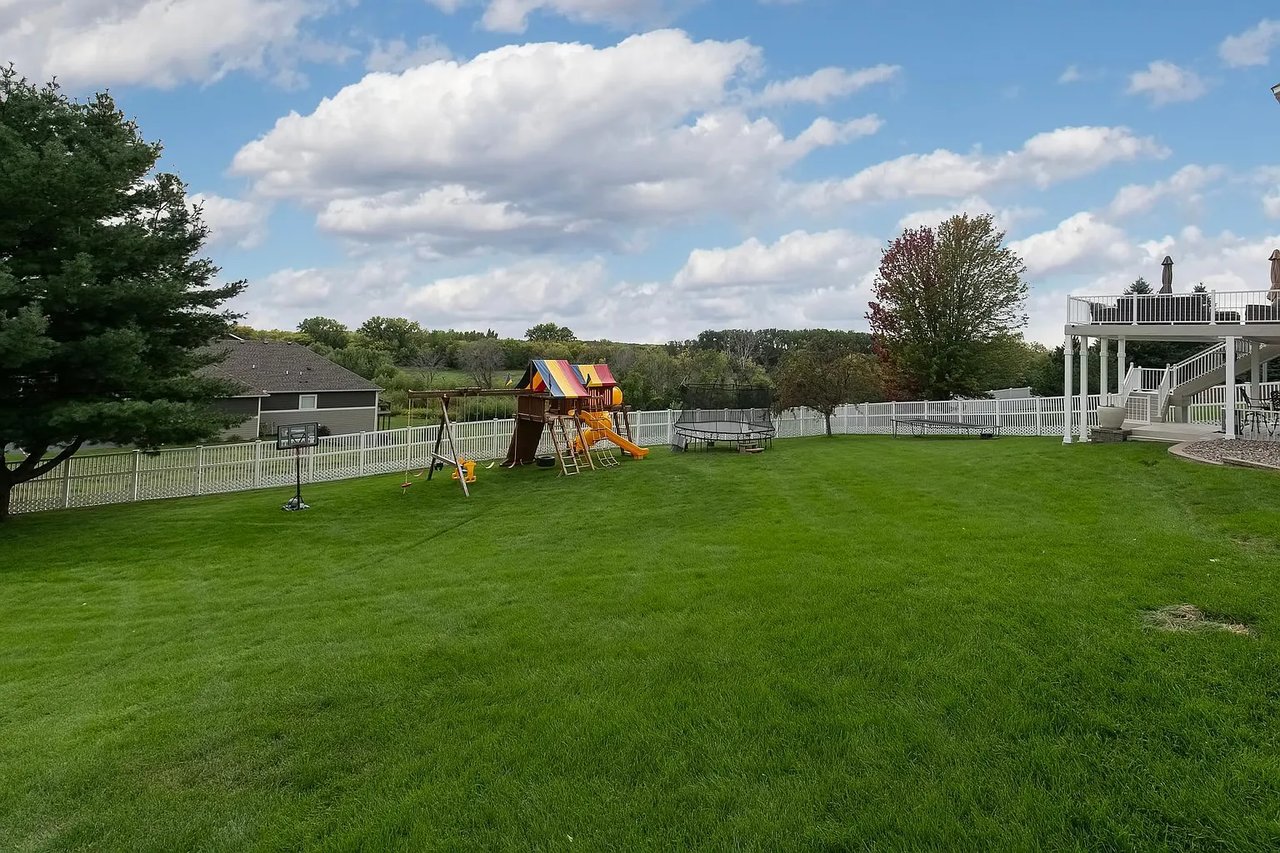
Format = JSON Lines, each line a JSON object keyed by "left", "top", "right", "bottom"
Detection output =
{"left": 1121, "top": 341, "right": 1280, "bottom": 424}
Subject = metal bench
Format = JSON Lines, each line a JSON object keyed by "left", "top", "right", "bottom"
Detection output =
{"left": 892, "top": 418, "right": 1002, "bottom": 438}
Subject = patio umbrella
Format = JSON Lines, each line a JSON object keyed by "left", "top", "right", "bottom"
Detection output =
{"left": 1270, "top": 249, "right": 1280, "bottom": 304}
{"left": 1159, "top": 255, "right": 1174, "bottom": 294}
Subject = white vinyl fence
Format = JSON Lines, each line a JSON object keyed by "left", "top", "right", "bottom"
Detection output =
{"left": 1186, "top": 381, "right": 1280, "bottom": 424}
{"left": 8, "top": 394, "right": 1104, "bottom": 516}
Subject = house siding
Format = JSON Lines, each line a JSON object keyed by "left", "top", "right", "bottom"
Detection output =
{"left": 319, "top": 391, "right": 378, "bottom": 409}
{"left": 258, "top": 407, "right": 377, "bottom": 436}
{"left": 261, "top": 393, "right": 301, "bottom": 412}
{"left": 223, "top": 414, "right": 261, "bottom": 441}
{"left": 261, "top": 390, "right": 377, "bottom": 412}
{"left": 213, "top": 397, "right": 261, "bottom": 441}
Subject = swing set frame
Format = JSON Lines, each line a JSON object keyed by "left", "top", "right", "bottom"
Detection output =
{"left": 404, "top": 389, "right": 522, "bottom": 497}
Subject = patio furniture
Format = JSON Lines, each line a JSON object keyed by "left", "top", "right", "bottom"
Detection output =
{"left": 1236, "top": 389, "right": 1278, "bottom": 438}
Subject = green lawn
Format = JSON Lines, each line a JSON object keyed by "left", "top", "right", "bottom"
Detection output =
{"left": 3, "top": 437, "right": 1280, "bottom": 850}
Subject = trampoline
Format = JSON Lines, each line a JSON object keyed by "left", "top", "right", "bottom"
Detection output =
{"left": 672, "top": 383, "right": 776, "bottom": 451}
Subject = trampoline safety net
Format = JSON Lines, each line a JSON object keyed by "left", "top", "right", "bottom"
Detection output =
{"left": 673, "top": 383, "right": 777, "bottom": 449}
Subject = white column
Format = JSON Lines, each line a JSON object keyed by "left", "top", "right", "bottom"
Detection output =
{"left": 1062, "top": 335, "right": 1073, "bottom": 444}
{"left": 1117, "top": 337, "right": 1127, "bottom": 392}
{"left": 1078, "top": 335, "right": 1089, "bottom": 442}
{"left": 1224, "top": 336, "right": 1237, "bottom": 440}
{"left": 1250, "top": 342, "right": 1261, "bottom": 402}
{"left": 1100, "top": 338, "right": 1110, "bottom": 402}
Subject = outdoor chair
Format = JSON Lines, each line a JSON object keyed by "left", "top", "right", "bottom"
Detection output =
{"left": 1236, "top": 389, "right": 1277, "bottom": 437}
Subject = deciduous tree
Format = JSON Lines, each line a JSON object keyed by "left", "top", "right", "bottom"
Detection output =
{"left": 298, "top": 316, "right": 350, "bottom": 350}
{"left": 526, "top": 322, "right": 576, "bottom": 343}
{"left": 357, "top": 316, "right": 426, "bottom": 364}
{"left": 0, "top": 70, "right": 244, "bottom": 520}
{"left": 868, "top": 214, "right": 1028, "bottom": 400}
{"left": 458, "top": 338, "right": 504, "bottom": 388}
{"left": 775, "top": 350, "right": 883, "bottom": 435}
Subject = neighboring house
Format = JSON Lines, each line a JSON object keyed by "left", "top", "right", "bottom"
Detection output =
{"left": 201, "top": 339, "right": 382, "bottom": 439}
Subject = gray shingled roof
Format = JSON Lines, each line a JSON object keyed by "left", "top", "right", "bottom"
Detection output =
{"left": 200, "top": 340, "right": 382, "bottom": 395}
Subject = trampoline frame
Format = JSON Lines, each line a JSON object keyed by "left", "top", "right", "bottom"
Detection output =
{"left": 672, "top": 384, "right": 776, "bottom": 451}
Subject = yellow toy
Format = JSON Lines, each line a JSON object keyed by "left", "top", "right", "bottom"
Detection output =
{"left": 451, "top": 457, "right": 477, "bottom": 484}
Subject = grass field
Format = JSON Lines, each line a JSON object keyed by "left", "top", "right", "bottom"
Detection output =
{"left": 3, "top": 437, "right": 1280, "bottom": 850}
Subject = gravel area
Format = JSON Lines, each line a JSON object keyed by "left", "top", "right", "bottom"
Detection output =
{"left": 1177, "top": 439, "right": 1280, "bottom": 468}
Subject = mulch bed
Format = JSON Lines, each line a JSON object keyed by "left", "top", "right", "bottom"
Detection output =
{"left": 1175, "top": 439, "right": 1280, "bottom": 469}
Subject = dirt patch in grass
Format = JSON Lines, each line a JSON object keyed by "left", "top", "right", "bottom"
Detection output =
{"left": 1143, "top": 604, "right": 1254, "bottom": 637}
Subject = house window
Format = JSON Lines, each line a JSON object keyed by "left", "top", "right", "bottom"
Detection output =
{"left": 299, "top": 394, "right": 317, "bottom": 410}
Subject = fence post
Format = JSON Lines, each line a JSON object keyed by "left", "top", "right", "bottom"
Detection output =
{"left": 61, "top": 457, "right": 73, "bottom": 509}
{"left": 359, "top": 432, "right": 367, "bottom": 476}
{"left": 254, "top": 440, "right": 263, "bottom": 488}
{"left": 308, "top": 442, "right": 316, "bottom": 482}
{"left": 130, "top": 450, "right": 141, "bottom": 502}
{"left": 196, "top": 446, "right": 204, "bottom": 496}
{"left": 1035, "top": 397, "right": 1043, "bottom": 436}
{"left": 666, "top": 409, "right": 674, "bottom": 444}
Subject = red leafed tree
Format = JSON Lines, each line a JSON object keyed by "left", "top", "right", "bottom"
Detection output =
{"left": 867, "top": 214, "right": 1028, "bottom": 400}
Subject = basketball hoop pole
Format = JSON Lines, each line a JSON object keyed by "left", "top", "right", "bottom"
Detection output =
{"left": 294, "top": 446, "right": 303, "bottom": 507}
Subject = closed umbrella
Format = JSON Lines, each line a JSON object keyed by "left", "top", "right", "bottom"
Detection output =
{"left": 1159, "top": 255, "right": 1174, "bottom": 294}
{"left": 1270, "top": 249, "right": 1280, "bottom": 304}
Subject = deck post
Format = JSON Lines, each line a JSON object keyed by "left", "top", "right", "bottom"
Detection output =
{"left": 1078, "top": 335, "right": 1089, "bottom": 442}
{"left": 1117, "top": 337, "right": 1126, "bottom": 393}
{"left": 1100, "top": 338, "right": 1110, "bottom": 400}
{"left": 1250, "top": 342, "right": 1261, "bottom": 402}
{"left": 1062, "top": 334, "right": 1073, "bottom": 444}
{"left": 1224, "top": 336, "right": 1237, "bottom": 440}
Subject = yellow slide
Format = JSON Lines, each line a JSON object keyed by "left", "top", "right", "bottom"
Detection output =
{"left": 575, "top": 411, "right": 650, "bottom": 459}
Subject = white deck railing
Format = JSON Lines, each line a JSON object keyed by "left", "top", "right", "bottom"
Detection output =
{"left": 1069, "top": 290, "right": 1279, "bottom": 326}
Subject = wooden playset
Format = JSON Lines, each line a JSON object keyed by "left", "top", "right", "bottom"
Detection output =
{"left": 405, "top": 360, "right": 647, "bottom": 496}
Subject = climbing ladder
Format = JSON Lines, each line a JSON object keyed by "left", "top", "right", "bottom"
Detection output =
{"left": 548, "top": 416, "right": 596, "bottom": 477}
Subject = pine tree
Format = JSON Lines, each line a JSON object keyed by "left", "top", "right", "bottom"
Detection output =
{"left": 0, "top": 69, "right": 245, "bottom": 520}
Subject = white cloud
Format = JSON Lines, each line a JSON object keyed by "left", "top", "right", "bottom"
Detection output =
{"left": 238, "top": 257, "right": 420, "bottom": 329}
{"left": 796, "top": 125, "right": 1167, "bottom": 209}
{"left": 895, "top": 196, "right": 1038, "bottom": 233}
{"left": 189, "top": 193, "right": 270, "bottom": 249}
{"left": 1105, "top": 164, "right": 1224, "bottom": 219}
{"left": 233, "top": 229, "right": 888, "bottom": 341}
{"left": 425, "top": 0, "right": 686, "bottom": 32}
{"left": 675, "top": 229, "right": 880, "bottom": 289}
{"left": 406, "top": 259, "right": 609, "bottom": 323}
{"left": 365, "top": 36, "right": 452, "bottom": 73}
{"left": 1219, "top": 19, "right": 1280, "bottom": 67}
{"left": 1010, "top": 212, "right": 1135, "bottom": 277}
{"left": 1126, "top": 60, "right": 1208, "bottom": 106}
{"left": 753, "top": 63, "right": 900, "bottom": 106}
{"left": 1058, "top": 64, "right": 1082, "bottom": 83}
{"left": 1265, "top": 191, "right": 1280, "bottom": 219}
{"left": 0, "top": 0, "right": 346, "bottom": 89}
{"left": 233, "top": 30, "right": 878, "bottom": 255}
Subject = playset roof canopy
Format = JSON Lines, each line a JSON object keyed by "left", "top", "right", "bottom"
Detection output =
{"left": 517, "top": 359, "right": 590, "bottom": 398}
{"left": 573, "top": 364, "right": 616, "bottom": 388}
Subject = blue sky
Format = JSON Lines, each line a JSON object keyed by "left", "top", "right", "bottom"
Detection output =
{"left": 5, "top": 1, "right": 1280, "bottom": 344}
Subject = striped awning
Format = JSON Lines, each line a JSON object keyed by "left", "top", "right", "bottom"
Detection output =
{"left": 573, "top": 364, "right": 616, "bottom": 388}
{"left": 517, "top": 359, "right": 590, "bottom": 398}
